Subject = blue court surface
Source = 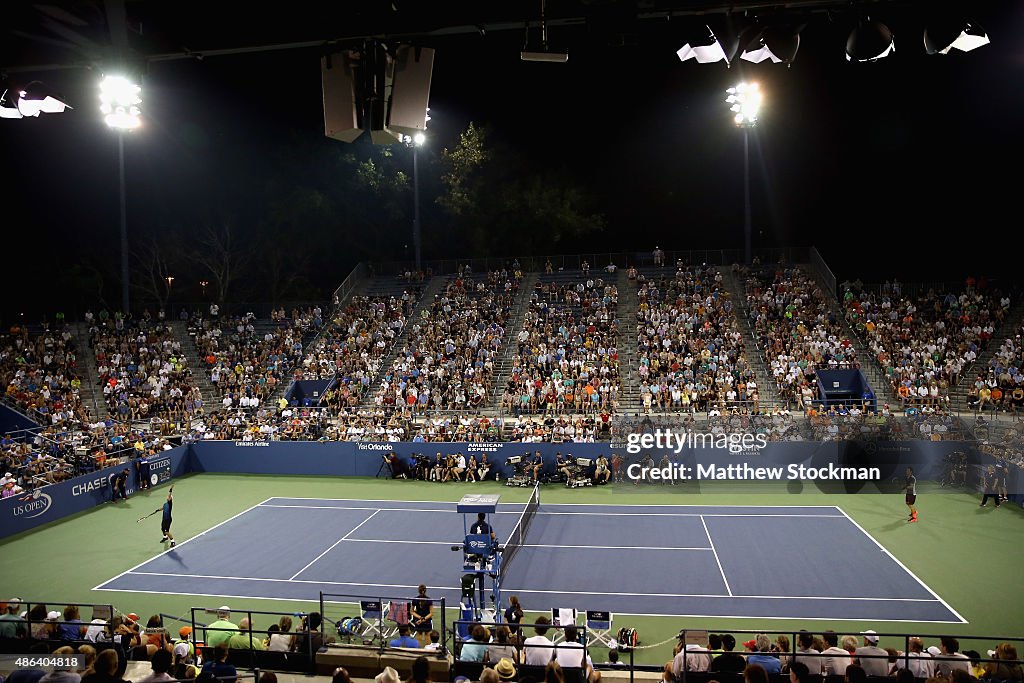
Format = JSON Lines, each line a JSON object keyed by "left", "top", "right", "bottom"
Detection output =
{"left": 95, "top": 498, "right": 964, "bottom": 623}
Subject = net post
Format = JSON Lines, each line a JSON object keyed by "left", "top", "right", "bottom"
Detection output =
{"left": 440, "top": 597, "right": 448, "bottom": 658}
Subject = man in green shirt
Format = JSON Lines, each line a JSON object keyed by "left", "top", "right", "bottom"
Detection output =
{"left": 0, "top": 598, "right": 25, "bottom": 638}
{"left": 206, "top": 606, "right": 239, "bottom": 648}
{"left": 227, "top": 618, "right": 266, "bottom": 650}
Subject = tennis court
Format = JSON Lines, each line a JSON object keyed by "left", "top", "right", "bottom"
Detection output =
{"left": 95, "top": 494, "right": 964, "bottom": 623}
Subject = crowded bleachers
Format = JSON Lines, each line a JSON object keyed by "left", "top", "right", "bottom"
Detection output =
{"left": 189, "top": 306, "right": 322, "bottom": 407}
{"left": 90, "top": 316, "right": 204, "bottom": 422}
{"left": 968, "top": 324, "right": 1024, "bottom": 413}
{"left": 745, "top": 266, "right": 857, "bottom": 409}
{"left": 501, "top": 272, "right": 620, "bottom": 415}
{"left": 374, "top": 268, "right": 515, "bottom": 413}
{"left": 842, "top": 280, "right": 1008, "bottom": 406}
{"left": 2, "top": 323, "right": 89, "bottom": 428}
{"left": 635, "top": 264, "right": 761, "bottom": 414}
{"left": 302, "top": 291, "right": 419, "bottom": 406}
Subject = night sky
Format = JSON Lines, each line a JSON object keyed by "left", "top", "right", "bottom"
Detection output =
{"left": 1, "top": 1, "right": 1021, "bottom": 319}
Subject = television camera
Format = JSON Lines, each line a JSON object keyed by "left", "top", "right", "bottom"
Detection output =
{"left": 940, "top": 450, "right": 967, "bottom": 488}
{"left": 505, "top": 454, "right": 532, "bottom": 487}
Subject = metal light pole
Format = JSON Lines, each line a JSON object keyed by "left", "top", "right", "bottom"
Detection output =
{"left": 118, "top": 133, "right": 129, "bottom": 314}
{"left": 413, "top": 138, "right": 422, "bottom": 271}
{"left": 743, "top": 127, "right": 751, "bottom": 265}
{"left": 403, "top": 132, "right": 426, "bottom": 271}
{"left": 726, "top": 82, "right": 761, "bottom": 265}
{"left": 100, "top": 74, "right": 142, "bottom": 314}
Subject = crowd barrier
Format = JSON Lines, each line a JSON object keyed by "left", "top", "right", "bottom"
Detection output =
{"left": 1, "top": 440, "right": 1017, "bottom": 540}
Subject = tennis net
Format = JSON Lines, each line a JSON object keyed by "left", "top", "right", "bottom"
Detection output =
{"left": 499, "top": 484, "right": 540, "bottom": 579}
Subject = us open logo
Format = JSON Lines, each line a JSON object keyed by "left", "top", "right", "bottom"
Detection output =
{"left": 12, "top": 491, "right": 53, "bottom": 519}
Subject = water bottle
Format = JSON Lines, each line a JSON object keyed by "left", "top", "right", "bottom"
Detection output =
{"left": 496, "top": 471, "right": 501, "bottom": 483}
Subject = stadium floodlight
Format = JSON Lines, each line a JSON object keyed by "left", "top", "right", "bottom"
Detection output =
{"left": 924, "top": 19, "right": 990, "bottom": 55}
{"left": 846, "top": 20, "right": 896, "bottom": 62}
{"left": 676, "top": 24, "right": 729, "bottom": 64}
{"left": 726, "top": 82, "right": 761, "bottom": 127}
{"left": 99, "top": 75, "right": 142, "bottom": 130}
{"left": 738, "top": 25, "right": 802, "bottom": 65}
{"left": 412, "top": 132, "right": 426, "bottom": 146}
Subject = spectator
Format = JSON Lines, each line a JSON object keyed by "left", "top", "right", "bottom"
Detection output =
{"left": 423, "top": 631, "right": 442, "bottom": 652}
{"left": 40, "top": 647, "right": 81, "bottom": 683}
{"left": 555, "top": 626, "right": 591, "bottom": 670}
{"left": 389, "top": 624, "right": 420, "bottom": 649}
{"left": 406, "top": 656, "right": 433, "bottom": 683}
{"left": 58, "top": 606, "right": 86, "bottom": 641}
{"left": 523, "top": 616, "right": 555, "bottom": 666}
{"left": 744, "top": 664, "right": 770, "bottom": 683}
{"left": 332, "top": 668, "right": 352, "bottom": 683}
{"left": 936, "top": 637, "right": 972, "bottom": 678}
{"left": 845, "top": 665, "right": 867, "bottom": 683}
{"left": 488, "top": 626, "right": 519, "bottom": 664}
{"left": 711, "top": 634, "right": 747, "bottom": 673}
{"left": 200, "top": 644, "right": 237, "bottom": 683}
{"left": 205, "top": 606, "right": 238, "bottom": 648}
{"left": 460, "top": 625, "right": 490, "bottom": 662}
{"left": 905, "top": 637, "right": 935, "bottom": 679}
{"left": 854, "top": 630, "right": 888, "bottom": 676}
{"left": 134, "top": 649, "right": 174, "bottom": 683}
{"left": 80, "top": 649, "right": 123, "bottom": 683}
{"left": 983, "top": 643, "right": 1022, "bottom": 681}
{"left": 292, "top": 612, "right": 324, "bottom": 654}
{"left": 227, "top": 618, "right": 266, "bottom": 650}
{"left": 375, "top": 667, "right": 399, "bottom": 683}
{"left": 0, "top": 598, "right": 25, "bottom": 638}
{"left": 747, "top": 634, "right": 782, "bottom": 674}
{"left": 267, "top": 616, "right": 293, "bottom": 652}
{"left": 495, "top": 658, "right": 518, "bottom": 683}
{"left": 170, "top": 642, "right": 198, "bottom": 681}
{"left": 545, "top": 662, "right": 564, "bottom": 683}
{"left": 790, "top": 662, "right": 811, "bottom": 683}
{"left": 821, "top": 631, "right": 852, "bottom": 676}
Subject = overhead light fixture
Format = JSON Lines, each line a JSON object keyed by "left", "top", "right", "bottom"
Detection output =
{"left": 726, "top": 82, "right": 762, "bottom": 127}
{"left": 738, "top": 24, "right": 802, "bottom": 65}
{"left": 521, "top": 0, "right": 568, "bottom": 63}
{"left": 16, "top": 82, "right": 71, "bottom": 117}
{"left": 99, "top": 74, "right": 142, "bottom": 130}
{"left": 676, "top": 23, "right": 729, "bottom": 64}
{"left": 846, "top": 19, "right": 896, "bottom": 62}
{"left": 0, "top": 90, "right": 22, "bottom": 119}
{"left": 924, "top": 19, "right": 990, "bottom": 54}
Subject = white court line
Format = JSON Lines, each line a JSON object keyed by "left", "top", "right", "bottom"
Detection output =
{"left": 834, "top": 506, "right": 968, "bottom": 624}
{"left": 700, "top": 514, "right": 733, "bottom": 596}
{"left": 289, "top": 509, "right": 381, "bottom": 580}
{"left": 89, "top": 586, "right": 963, "bottom": 624}
{"left": 92, "top": 497, "right": 274, "bottom": 591}
{"left": 264, "top": 496, "right": 841, "bottom": 509}
{"left": 259, "top": 503, "right": 842, "bottom": 518}
{"left": 119, "top": 570, "right": 943, "bottom": 603}
{"left": 339, "top": 538, "right": 714, "bottom": 551}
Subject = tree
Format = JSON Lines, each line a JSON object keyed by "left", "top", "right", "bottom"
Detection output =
{"left": 190, "top": 221, "right": 249, "bottom": 305}
{"left": 131, "top": 236, "right": 178, "bottom": 311}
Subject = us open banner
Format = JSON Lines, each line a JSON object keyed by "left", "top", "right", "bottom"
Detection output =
{"left": 0, "top": 446, "right": 189, "bottom": 539}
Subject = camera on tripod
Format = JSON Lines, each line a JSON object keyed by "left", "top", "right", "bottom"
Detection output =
{"left": 940, "top": 451, "right": 967, "bottom": 488}
{"left": 505, "top": 455, "right": 532, "bottom": 487}
{"left": 411, "top": 453, "right": 431, "bottom": 480}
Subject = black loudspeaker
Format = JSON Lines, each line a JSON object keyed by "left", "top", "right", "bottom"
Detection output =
{"left": 321, "top": 52, "right": 361, "bottom": 143}
{"left": 387, "top": 45, "right": 434, "bottom": 137}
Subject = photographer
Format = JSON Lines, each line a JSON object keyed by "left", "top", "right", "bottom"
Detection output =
{"left": 555, "top": 453, "right": 572, "bottom": 481}
{"left": 445, "top": 453, "right": 466, "bottom": 482}
{"left": 594, "top": 455, "right": 611, "bottom": 484}
{"left": 466, "top": 455, "right": 479, "bottom": 482}
{"left": 387, "top": 453, "right": 411, "bottom": 480}
{"left": 410, "top": 453, "right": 430, "bottom": 481}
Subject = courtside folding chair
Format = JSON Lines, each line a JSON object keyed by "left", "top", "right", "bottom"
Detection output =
{"left": 585, "top": 610, "right": 615, "bottom": 648}
{"left": 358, "top": 600, "right": 392, "bottom": 643}
{"left": 550, "top": 607, "right": 578, "bottom": 644}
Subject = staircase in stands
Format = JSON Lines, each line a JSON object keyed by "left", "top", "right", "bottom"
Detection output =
{"left": 717, "top": 267, "right": 783, "bottom": 408}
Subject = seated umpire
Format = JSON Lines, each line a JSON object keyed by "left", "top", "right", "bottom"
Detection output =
{"left": 470, "top": 512, "right": 496, "bottom": 542}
